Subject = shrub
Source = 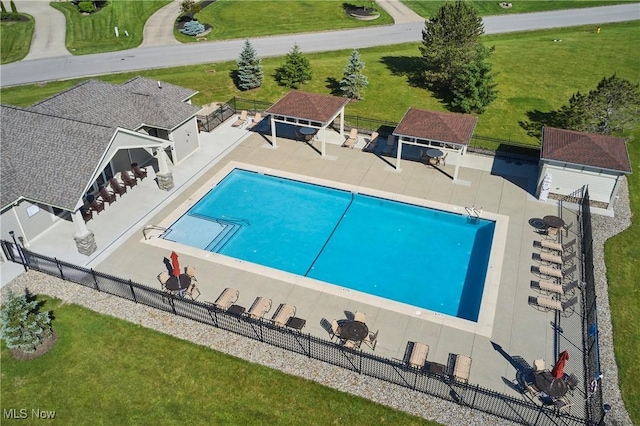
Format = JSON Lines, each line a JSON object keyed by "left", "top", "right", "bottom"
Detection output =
{"left": 180, "top": 20, "right": 205, "bottom": 36}
{"left": 1, "top": 2, "right": 6, "bottom": 14}
{"left": 78, "top": 1, "right": 94, "bottom": 13}
{"left": 0, "top": 289, "right": 53, "bottom": 354}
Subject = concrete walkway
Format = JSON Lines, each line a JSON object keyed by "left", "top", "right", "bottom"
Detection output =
{"left": 17, "top": 0, "right": 69, "bottom": 60}
{"left": 376, "top": 0, "right": 423, "bottom": 24}
{"left": 141, "top": 0, "right": 181, "bottom": 47}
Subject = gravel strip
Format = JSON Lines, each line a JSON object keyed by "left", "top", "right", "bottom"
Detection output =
{"left": 1, "top": 178, "right": 633, "bottom": 426}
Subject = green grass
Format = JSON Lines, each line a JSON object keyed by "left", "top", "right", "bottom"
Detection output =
{"left": 50, "top": 0, "right": 170, "bottom": 55}
{"left": 0, "top": 297, "right": 436, "bottom": 425}
{"left": 0, "top": 15, "right": 34, "bottom": 64}
{"left": 604, "top": 126, "right": 640, "bottom": 424}
{"left": 402, "top": 0, "right": 635, "bottom": 18}
{"left": 174, "top": 0, "right": 394, "bottom": 43}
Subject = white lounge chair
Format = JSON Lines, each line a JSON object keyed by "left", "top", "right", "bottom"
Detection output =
{"left": 232, "top": 110, "right": 247, "bottom": 127}
{"left": 247, "top": 296, "right": 272, "bottom": 319}
{"left": 214, "top": 288, "right": 239, "bottom": 310}
{"left": 342, "top": 128, "right": 358, "bottom": 148}
{"left": 408, "top": 342, "right": 429, "bottom": 369}
{"left": 453, "top": 354, "right": 472, "bottom": 383}
{"left": 271, "top": 303, "right": 296, "bottom": 327}
{"left": 246, "top": 112, "right": 262, "bottom": 130}
{"left": 362, "top": 131, "right": 379, "bottom": 152}
{"left": 528, "top": 295, "right": 578, "bottom": 314}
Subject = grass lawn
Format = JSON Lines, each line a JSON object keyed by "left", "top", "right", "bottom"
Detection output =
{"left": 50, "top": 0, "right": 170, "bottom": 55}
{"left": 175, "top": 0, "right": 393, "bottom": 43}
{"left": 0, "top": 297, "right": 435, "bottom": 425}
{"left": 402, "top": 0, "right": 635, "bottom": 18}
{"left": 0, "top": 15, "right": 34, "bottom": 64}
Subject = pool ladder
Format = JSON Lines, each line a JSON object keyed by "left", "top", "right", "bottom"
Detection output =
{"left": 143, "top": 225, "right": 168, "bottom": 240}
{"left": 465, "top": 206, "right": 482, "bottom": 219}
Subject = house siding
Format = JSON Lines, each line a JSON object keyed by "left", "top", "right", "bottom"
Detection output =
{"left": 170, "top": 118, "right": 200, "bottom": 163}
{"left": 0, "top": 201, "right": 56, "bottom": 245}
{"left": 541, "top": 163, "right": 619, "bottom": 204}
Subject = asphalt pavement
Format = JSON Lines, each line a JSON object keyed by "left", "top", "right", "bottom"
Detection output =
{"left": 0, "top": 3, "right": 638, "bottom": 87}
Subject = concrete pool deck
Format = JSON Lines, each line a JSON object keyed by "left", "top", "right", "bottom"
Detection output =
{"left": 0, "top": 119, "right": 584, "bottom": 409}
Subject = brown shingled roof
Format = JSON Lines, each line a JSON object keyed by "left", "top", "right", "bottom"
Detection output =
{"left": 393, "top": 108, "right": 478, "bottom": 146}
{"left": 265, "top": 91, "right": 350, "bottom": 124}
{"left": 542, "top": 127, "right": 631, "bottom": 173}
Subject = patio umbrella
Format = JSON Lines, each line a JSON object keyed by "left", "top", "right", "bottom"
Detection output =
{"left": 170, "top": 251, "right": 181, "bottom": 277}
{"left": 551, "top": 350, "right": 569, "bottom": 379}
{"left": 539, "top": 172, "right": 552, "bottom": 201}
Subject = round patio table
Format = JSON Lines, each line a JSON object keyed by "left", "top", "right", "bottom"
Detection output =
{"left": 165, "top": 274, "right": 191, "bottom": 296}
{"left": 535, "top": 371, "right": 568, "bottom": 398}
{"left": 340, "top": 321, "right": 368, "bottom": 341}
{"left": 543, "top": 215, "right": 565, "bottom": 229}
{"left": 426, "top": 148, "right": 444, "bottom": 159}
{"left": 299, "top": 127, "right": 317, "bottom": 141}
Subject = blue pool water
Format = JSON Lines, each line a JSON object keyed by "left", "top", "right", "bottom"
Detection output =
{"left": 163, "top": 169, "right": 495, "bottom": 321}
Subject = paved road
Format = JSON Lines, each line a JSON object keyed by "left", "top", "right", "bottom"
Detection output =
{"left": 1, "top": 3, "right": 638, "bottom": 87}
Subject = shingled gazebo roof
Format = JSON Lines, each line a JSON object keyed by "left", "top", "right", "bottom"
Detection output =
{"left": 393, "top": 108, "right": 478, "bottom": 146}
{"left": 542, "top": 127, "right": 631, "bottom": 173}
{"left": 265, "top": 91, "right": 350, "bottom": 124}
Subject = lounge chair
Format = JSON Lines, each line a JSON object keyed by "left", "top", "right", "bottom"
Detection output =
{"left": 531, "top": 279, "right": 564, "bottom": 295}
{"left": 452, "top": 354, "right": 472, "bottom": 383}
{"left": 131, "top": 163, "right": 148, "bottom": 180}
{"left": 86, "top": 194, "right": 104, "bottom": 214}
{"left": 538, "top": 238, "right": 576, "bottom": 253}
{"left": 246, "top": 112, "right": 262, "bottom": 130}
{"left": 247, "top": 297, "right": 272, "bottom": 319}
{"left": 537, "top": 264, "right": 576, "bottom": 281}
{"left": 408, "top": 342, "right": 429, "bottom": 369}
{"left": 363, "top": 329, "right": 379, "bottom": 350}
{"left": 109, "top": 177, "right": 127, "bottom": 196}
{"left": 528, "top": 295, "right": 578, "bottom": 314}
{"left": 120, "top": 170, "right": 137, "bottom": 188}
{"left": 99, "top": 186, "right": 116, "bottom": 205}
{"left": 540, "top": 252, "right": 563, "bottom": 266}
{"left": 232, "top": 110, "right": 247, "bottom": 127}
{"left": 214, "top": 288, "right": 239, "bottom": 310}
{"left": 362, "top": 131, "right": 379, "bottom": 152}
{"left": 271, "top": 303, "right": 296, "bottom": 327}
{"left": 80, "top": 206, "right": 93, "bottom": 222}
{"left": 342, "top": 128, "right": 358, "bottom": 148}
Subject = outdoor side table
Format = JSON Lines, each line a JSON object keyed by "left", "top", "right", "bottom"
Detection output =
{"left": 227, "top": 305, "right": 245, "bottom": 316}
{"left": 286, "top": 316, "right": 306, "bottom": 331}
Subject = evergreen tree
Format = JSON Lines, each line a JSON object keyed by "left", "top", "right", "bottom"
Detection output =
{"left": 0, "top": 289, "right": 52, "bottom": 354}
{"left": 180, "top": 20, "right": 205, "bottom": 36}
{"left": 450, "top": 55, "right": 498, "bottom": 113}
{"left": 340, "top": 49, "right": 368, "bottom": 100}
{"left": 559, "top": 74, "right": 640, "bottom": 135}
{"left": 420, "top": 0, "right": 488, "bottom": 89}
{"left": 236, "top": 40, "right": 263, "bottom": 90}
{"left": 276, "top": 44, "right": 312, "bottom": 89}
{"left": 9, "top": 0, "right": 16, "bottom": 13}
{"left": 1, "top": 2, "right": 7, "bottom": 14}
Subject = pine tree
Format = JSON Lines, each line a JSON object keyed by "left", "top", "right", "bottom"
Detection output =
{"left": 9, "top": 0, "right": 16, "bottom": 13}
{"left": 236, "top": 40, "right": 263, "bottom": 90}
{"left": 180, "top": 20, "right": 205, "bottom": 36}
{"left": 450, "top": 54, "right": 498, "bottom": 113}
{"left": 340, "top": 49, "right": 368, "bottom": 100}
{"left": 276, "top": 44, "right": 312, "bottom": 89}
{"left": 1, "top": 2, "right": 7, "bottom": 14}
{"left": 0, "top": 289, "right": 52, "bottom": 354}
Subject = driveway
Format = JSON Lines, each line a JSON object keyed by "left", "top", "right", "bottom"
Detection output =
{"left": 141, "top": 0, "right": 181, "bottom": 47}
{"left": 17, "top": 0, "right": 69, "bottom": 60}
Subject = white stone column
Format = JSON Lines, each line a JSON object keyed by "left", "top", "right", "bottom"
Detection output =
{"left": 155, "top": 148, "right": 174, "bottom": 191}
{"left": 72, "top": 210, "right": 97, "bottom": 256}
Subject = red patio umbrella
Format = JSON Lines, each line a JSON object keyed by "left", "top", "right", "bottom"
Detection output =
{"left": 551, "top": 350, "right": 569, "bottom": 379}
{"left": 170, "top": 251, "right": 181, "bottom": 277}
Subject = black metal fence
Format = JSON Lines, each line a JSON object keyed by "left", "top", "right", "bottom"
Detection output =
{"left": 2, "top": 241, "right": 594, "bottom": 426}
{"left": 221, "top": 97, "right": 541, "bottom": 160}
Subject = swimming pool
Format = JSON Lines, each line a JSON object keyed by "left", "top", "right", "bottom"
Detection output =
{"left": 162, "top": 168, "right": 496, "bottom": 322}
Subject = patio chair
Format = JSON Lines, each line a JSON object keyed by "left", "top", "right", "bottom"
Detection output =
{"left": 80, "top": 206, "right": 93, "bottom": 223}
{"left": 342, "top": 128, "right": 358, "bottom": 149}
{"left": 353, "top": 311, "right": 366, "bottom": 324}
{"left": 362, "top": 131, "right": 379, "bottom": 152}
{"left": 131, "top": 163, "right": 148, "bottom": 180}
{"left": 109, "top": 177, "right": 127, "bottom": 196}
{"left": 566, "top": 373, "right": 579, "bottom": 392}
{"left": 419, "top": 149, "right": 438, "bottom": 166}
{"left": 562, "top": 221, "right": 574, "bottom": 236}
{"left": 120, "top": 170, "right": 137, "bottom": 188}
{"left": 342, "top": 339, "right": 360, "bottom": 350}
{"left": 330, "top": 319, "right": 341, "bottom": 341}
{"left": 186, "top": 283, "right": 201, "bottom": 300}
{"left": 99, "top": 186, "right": 116, "bottom": 205}
{"left": 247, "top": 296, "right": 272, "bottom": 319}
{"left": 214, "top": 288, "right": 239, "bottom": 310}
{"left": 408, "top": 342, "right": 429, "bottom": 369}
{"left": 533, "top": 358, "right": 545, "bottom": 371}
{"left": 271, "top": 303, "right": 296, "bottom": 327}
{"left": 542, "top": 226, "right": 560, "bottom": 241}
{"left": 528, "top": 295, "right": 578, "bottom": 314}
{"left": 363, "top": 329, "right": 379, "bottom": 350}
{"left": 246, "top": 112, "right": 262, "bottom": 130}
{"left": 157, "top": 271, "right": 171, "bottom": 292}
{"left": 554, "top": 397, "right": 573, "bottom": 413}
{"left": 86, "top": 194, "right": 104, "bottom": 215}
{"left": 438, "top": 152, "right": 448, "bottom": 166}
{"left": 231, "top": 110, "right": 247, "bottom": 127}
{"left": 452, "top": 354, "right": 472, "bottom": 383}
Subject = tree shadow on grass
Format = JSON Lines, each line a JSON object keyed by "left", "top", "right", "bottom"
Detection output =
{"left": 325, "top": 77, "right": 341, "bottom": 96}
{"left": 519, "top": 109, "right": 564, "bottom": 139}
{"left": 379, "top": 56, "right": 426, "bottom": 88}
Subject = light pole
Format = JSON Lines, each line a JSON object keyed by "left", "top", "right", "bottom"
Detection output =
{"left": 598, "top": 404, "right": 612, "bottom": 425}
{"left": 8, "top": 231, "right": 28, "bottom": 272}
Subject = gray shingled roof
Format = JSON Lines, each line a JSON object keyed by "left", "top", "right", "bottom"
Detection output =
{"left": 1, "top": 105, "right": 116, "bottom": 211}
{"left": 29, "top": 79, "right": 200, "bottom": 130}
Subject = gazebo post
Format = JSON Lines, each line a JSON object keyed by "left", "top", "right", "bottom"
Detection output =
{"left": 395, "top": 139, "right": 403, "bottom": 171}
{"left": 270, "top": 115, "right": 277, "bottom": 148}
{"left": 453, "top": 148, "right": 463, "bottom": 181}
{"left": 339, "top": 111, "right": 345, "bottom": 136}
{"left": 321, "top": 127, "right": 326, "bottom": 157}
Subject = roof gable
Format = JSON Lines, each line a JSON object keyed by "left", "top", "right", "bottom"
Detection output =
{"left": 393, "top": 108, "right": 478, "bottom": 146}
{"left": 265, "top": 91, "right": 350, "bottom": 123}
{"left": 541, "top": 127, "right": 631, "bottom": 173}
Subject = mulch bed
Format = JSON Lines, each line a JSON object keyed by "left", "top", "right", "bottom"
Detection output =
{"left": 9, "top": 332, "right": 57, "bottom": 361}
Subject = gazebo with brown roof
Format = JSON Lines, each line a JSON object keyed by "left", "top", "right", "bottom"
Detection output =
{"left": 538, "top": 127, "right": 631, "bottom": 208}
{"left": 393, "top": 108, "right": 478, "bottom": 181}
{"left": 265, "top": 91, "right": 350, "bottom": 157}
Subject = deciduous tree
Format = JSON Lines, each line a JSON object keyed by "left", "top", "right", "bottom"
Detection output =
{"left": 180, "top": 0, "right": 201, "bottom": 19}
{"left": 340, "top": 49, "right": 368, "bottom": 100}
{"left": 276, "top": 44, "right": 312, "bottom": 89}
{"left": 236, "top": 40, "right": 263, "bottom": 90}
